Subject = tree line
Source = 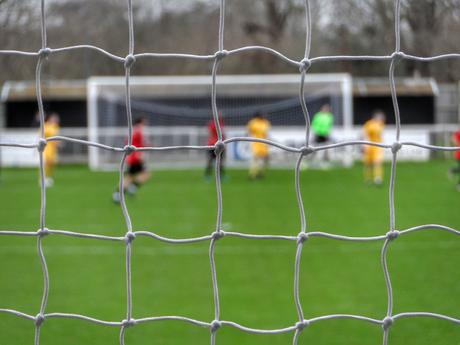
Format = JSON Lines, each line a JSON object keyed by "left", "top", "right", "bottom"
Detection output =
{"left": 1, "top": 0, "right": 459, "bottom": 84}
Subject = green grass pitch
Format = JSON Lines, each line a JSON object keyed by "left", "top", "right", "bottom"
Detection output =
{"left": 0, "top": 161, "right": 459, "bottom": 345}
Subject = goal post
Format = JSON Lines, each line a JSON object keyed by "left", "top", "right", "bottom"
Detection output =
{"left": 87, "top": 74, "right": 353, "bottom": 170}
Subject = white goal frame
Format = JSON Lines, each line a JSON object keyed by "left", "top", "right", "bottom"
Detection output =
{"left": 87, "top": 74, "right": 353, "bottom": 170}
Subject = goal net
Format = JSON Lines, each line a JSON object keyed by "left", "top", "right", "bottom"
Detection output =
{"left": 87, "top": 74, "right": 353, "bottom": 170}
{"left": 0, "top": 0, "right": 459, "bottom": 345}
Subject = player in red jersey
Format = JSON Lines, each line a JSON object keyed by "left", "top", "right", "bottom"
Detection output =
{"left": 113, "top": 117, "right": 151, "bottom": 202}
{"left": 449, "top": 129, "right": 460, "bottom": 191}
{"left": 205, "top": 115, "right": 226, "bottom": 180}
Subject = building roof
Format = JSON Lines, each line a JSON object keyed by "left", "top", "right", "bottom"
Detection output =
{"left": 353, "top": 77, "right": 438, "bottom": 96}
{"left": 1, "top": 75, "right": 438, "bottom": 102}
{"left": 1, "top": 80, "right": 87, "bottom": 102}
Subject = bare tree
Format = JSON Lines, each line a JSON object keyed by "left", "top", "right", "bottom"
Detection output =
{"left": 0, "top": 0, "right": 40, "bottom": 84}
{"left": 401, "top": 0, "right": 460, "bottom": 79}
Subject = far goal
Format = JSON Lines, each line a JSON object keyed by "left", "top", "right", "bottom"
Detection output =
{"left": 87, "top": 74, "right": 353, "bottom": 170}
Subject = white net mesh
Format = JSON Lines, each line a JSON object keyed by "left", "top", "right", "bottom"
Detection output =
{"left": 0, "top": 0, "right": 460, "bottom": 345}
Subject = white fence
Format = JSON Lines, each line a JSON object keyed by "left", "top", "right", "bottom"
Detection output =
{"left": 1, "top": 125, "right": 456, "bottom": 169}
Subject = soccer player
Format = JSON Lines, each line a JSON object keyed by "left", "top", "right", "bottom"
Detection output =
{"left": 449, "top": 128, "right": 460, "bottom": 191}
{"left": 43, "top": 113, "right": 60, "bottom": 188}
{"left": 363, "top": 110, "right": 386, "bottom": 186}
{"left": 312, "top": 104, "right": 334, "bottom": 144}
{"left": 311, "top": 104, "right": 334, "bottom": 167}
{"left": 204, "top": 115, "right": 226, "bottom": 180}
{"left": 247, "top": 112, "right": 271, "bottom": 179}
{"left": 113, "top": 117, "right": 151, "bottom": 202}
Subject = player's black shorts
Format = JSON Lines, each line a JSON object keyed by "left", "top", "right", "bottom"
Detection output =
{"left": 208, "top": 149, "right": 225, "bottom": 160}
{"left": 128, "top": 162, "right": 145, "bottom": 175}
{"left": 208, "top": 150, "right": 215, "bottom": 161}
{"left": 315, "top": 135, "right": 329, "bottom": 144}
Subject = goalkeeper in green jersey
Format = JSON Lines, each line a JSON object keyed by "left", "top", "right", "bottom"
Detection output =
{"left": 310, "top": 104, "right": 334, "bottom": 168}
{"left": 311, "top": 104, "right": 334, "bottom": 144}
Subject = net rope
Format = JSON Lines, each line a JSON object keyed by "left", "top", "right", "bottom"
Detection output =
{"left": 1, "top": 0, "right": 460, "bottom": 344}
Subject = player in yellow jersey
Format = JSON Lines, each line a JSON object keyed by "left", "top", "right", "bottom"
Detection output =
{"left": 363, "top": 110, "right": 385, "bottom": 185}
{"left": 247, "top": 112, "right": 271, "bottom": 179}
{"left": 43, "top": 113, "right": 60, "bottom": 187}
